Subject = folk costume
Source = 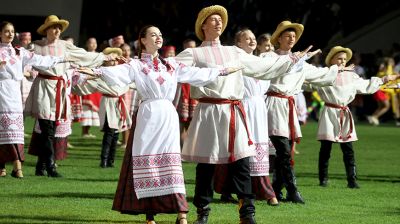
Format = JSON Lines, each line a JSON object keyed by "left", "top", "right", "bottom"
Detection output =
{"left": 25, "top": 15, "right": 109, "bottom": 177}
{"left": 310, "top": 46, "right": 384, "bottom": 188}
{"left": 0, "top": 42, "right": 62, "bottom": 174}
{"left": 175, "top": 6, "right": 301, "bottom": 223}
{"left": 93, "top": 53, "right": 224, "bottom": 216}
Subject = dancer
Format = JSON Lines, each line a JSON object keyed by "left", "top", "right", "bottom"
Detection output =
{"left": 79, "top": 25, "right": 241, "bottom": 224}
{"left": 306, "top": 46, "right": 399, "bottom": 188}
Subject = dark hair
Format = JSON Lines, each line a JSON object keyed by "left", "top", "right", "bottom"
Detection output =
{"left": 0, "top": 21, "right": 13, "bottom": 31}
{"left": 137, "top": 25, "right": 172, "bottom": 71}
{"left": 0, "top": 21, "right": 19, "bottom": 55}
{"left": 137, "top": 25, "right": 155, "bottom": 58}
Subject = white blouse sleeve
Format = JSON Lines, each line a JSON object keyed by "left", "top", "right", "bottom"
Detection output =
{"left": 97, "top": 60, "right": 140, "bottom": 87}
{"left": 240, "top": 47, "right": 293, "bottom": 80}
{"left": 172, "top": 59, "right": 222, "bottom": 87}
{"left": 21, "top": 48, "right": 63, "bottom": 70}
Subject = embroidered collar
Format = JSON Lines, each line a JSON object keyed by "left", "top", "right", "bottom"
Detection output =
{"left": 200, "top": 40, "right": 221, "bottom": 47}
{"left": 140, "top": 52, "right": 159, "bottom": 62}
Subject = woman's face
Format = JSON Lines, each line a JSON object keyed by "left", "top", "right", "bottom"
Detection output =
{"left": 0, "top": 24, "right": 15, "bottom": 44}
{"left": 141, "top": 26, "right": 163, "bottom": 53}
{"left": 257, "top": 39, "right": 274, "bottom": 54}
{"left": 86, "top": 38, "right": 97, "bottom": 52}
{"left": 237, "top": 30, "right": 257, "bottom": 54}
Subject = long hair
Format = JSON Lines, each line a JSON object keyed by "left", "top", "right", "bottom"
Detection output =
{"left": 137, "top": 25, "right": 172, "bottom": 71}
{"left": 137, "top": 25, "right": 155, "bottom": 59}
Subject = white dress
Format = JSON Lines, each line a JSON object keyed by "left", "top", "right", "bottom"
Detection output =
{"left": 96, "top": 53, "right": 222, "bottom": 199}
{"left": 0, "top": 43, "right": 61, "bottom": 145}
{"left": 242, "top": 76, "right": 271, "bottom": 176}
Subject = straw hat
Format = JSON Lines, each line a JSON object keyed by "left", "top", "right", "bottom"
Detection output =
{"left": 325, "top": 46, "right": 352, "bottom": 66}
{"left": 270, "top": 21, "right": 304, "bottom": 46}
{"left": 102, "top": 47, "right": 123, "bottom": 56}
{"left": 195, "top": 5, "right": 228, "bottom": 41}
{"left": 37, "top": 15, "right": 69, "bottom": 35}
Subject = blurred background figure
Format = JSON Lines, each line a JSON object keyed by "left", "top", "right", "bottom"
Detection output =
{"left": 368, "top": 57, "right": 400, "bottom": 126}
{"left": 162, "top": 45, "right": 176, "bottom": 58}
{"left": 81, "top": 37, "right": 101, "bottom": 138}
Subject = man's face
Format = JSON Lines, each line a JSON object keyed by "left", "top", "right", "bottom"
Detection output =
{"left": 202, "top": 14, "right": 223, "bottom": 39}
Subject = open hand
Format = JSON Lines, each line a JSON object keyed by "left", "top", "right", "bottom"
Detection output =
{"left": 222, "top": 67, "right": 244, "bottom": 76}
{"left": 307, "top": 49, "right": 322, "bottom": 58}
{"left": 293, "top": 45, "right": 313, "bottom": 59}
{"left": 77, "top": 67, "right": 95, "bottom": 76}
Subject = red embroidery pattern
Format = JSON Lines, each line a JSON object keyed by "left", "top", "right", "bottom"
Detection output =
{"left": 0, "top": 114, "right": 24, "bottom": 129}
{"left": 132, "top": 153, "right": 181, "bottom": 168}
{"left": 249, "top": 163, "right": 268, "bottom": 173}
{"left": 254, "top": 143, "right": 268, "bottom": 161}
{"left": 156, "top": 75, "right": 165, "bottom": 85}
{"left": 133, "top": 174, "right": 185, "bottom": 190}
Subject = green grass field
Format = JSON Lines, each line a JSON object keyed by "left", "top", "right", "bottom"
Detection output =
{"left": 1, "top": 118, "right": 399, "bottom": 224}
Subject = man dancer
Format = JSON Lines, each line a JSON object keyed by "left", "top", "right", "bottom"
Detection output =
{"left": 176, "top": 5, "right": 312, "bottom": 224}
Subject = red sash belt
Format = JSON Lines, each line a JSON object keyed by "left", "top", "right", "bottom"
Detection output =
{"left": 38, "top": 74, "right": 66, "bottom": 125}
{"left": 267, "top": 91, "right": 299, "bottom": 165}
{"left": 103, "top": 94, "right": 127, "bottom": 128}
{"left": 325, "top": 102, "right": 353, "bottom": 140}
{"left": 198, "top": 98, "right": 253, "bottom": 162}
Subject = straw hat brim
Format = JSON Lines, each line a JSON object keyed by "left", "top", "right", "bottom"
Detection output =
{"left": 271, "top": 23, "right": 304, "bottom": 46}
{"left": 195, "top": 5, "right": 228, "bottom": 41}
{"left": 37, "top": 20, "right": 69, "bottom": 36}
{"left": 102, "top": 47, "right": 123, "bottom": 56}
{"left": 325, "top": 46, "right": 353, "bottom": 66}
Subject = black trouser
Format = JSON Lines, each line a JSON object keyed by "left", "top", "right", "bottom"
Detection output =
{"left": 193, "top": 157, "right": 254, "bottom": 217}
{"left": 269, "top": 136, "right": 298, "bottom": 194}
{"left": 101, "top": 116, "right": 119, "bottom": 165}
{"left": 37, "top": 119, "right": 56, "bottom": 169}
{"left": 319, "top": 140, "right": 356, "bottom": 182}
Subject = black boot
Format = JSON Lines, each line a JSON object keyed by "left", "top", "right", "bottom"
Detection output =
{"left": 194, "top": 205, "right": 210, "bottom": 224}
{"left": 272, "top": 160, "right": 285, "bottom": 201}
{"left": 100, "top": 141, "right": 110, "bottom": 168}
{"left": 319, "top": 141, "right": 332, "bottom": 187}
{"left": 46, "top": 158, "right": 62, "bottom": 178}
{"left": 107, "top": 132, "right": 118, "bottom": 167}
{"left": 239, "top": 199, "right": 256, "bottom": 224}
{"left": 318, "top": 154, "right": 329, "bottom": 187}
{"left": 282, "top": 162, "right": 304, "bottom": 204}
{"left": 346, "top": 165, "right": 360, "bottom": 189}
{"left": 35, "top": 156, "right": 46, "bottom": 176}
{"left": 341, "top": 142, "right": 359, "bottom": 189}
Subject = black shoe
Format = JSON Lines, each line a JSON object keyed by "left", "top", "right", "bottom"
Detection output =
{"left": 347, "top": 181, "right": 360, "bottom": 189}
{"left": 100, "top": 160, "right": 107, "bottom": 168}
{"left": 194, "top": 206, "right": 210, "bottom": 224}
{"left": 107, "top": 160, "right": 115, "bottom": 168}
{"left": 319, "top": 179, "right": 328, "bottom": 187}
{"left": 35, "top": 169, "right": 46, "bottom": 176}
{"left": 286, "top": 191, "right": 305, "bottom": 204}
{"left": 220, "top": 194, "right": 238, "bottom": 204}
{"left": 47, "top": 167, "right": 62, "bottom": 178}
{"left": 275, "top": 191, "right": 285, "bottom": 202}
{"left": 240, "top": 215, "right": 257, "bottom": 224}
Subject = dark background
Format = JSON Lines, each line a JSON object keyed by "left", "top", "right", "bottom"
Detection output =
{"left": 79, "top": 0, "right": 400, "bottom": 52}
